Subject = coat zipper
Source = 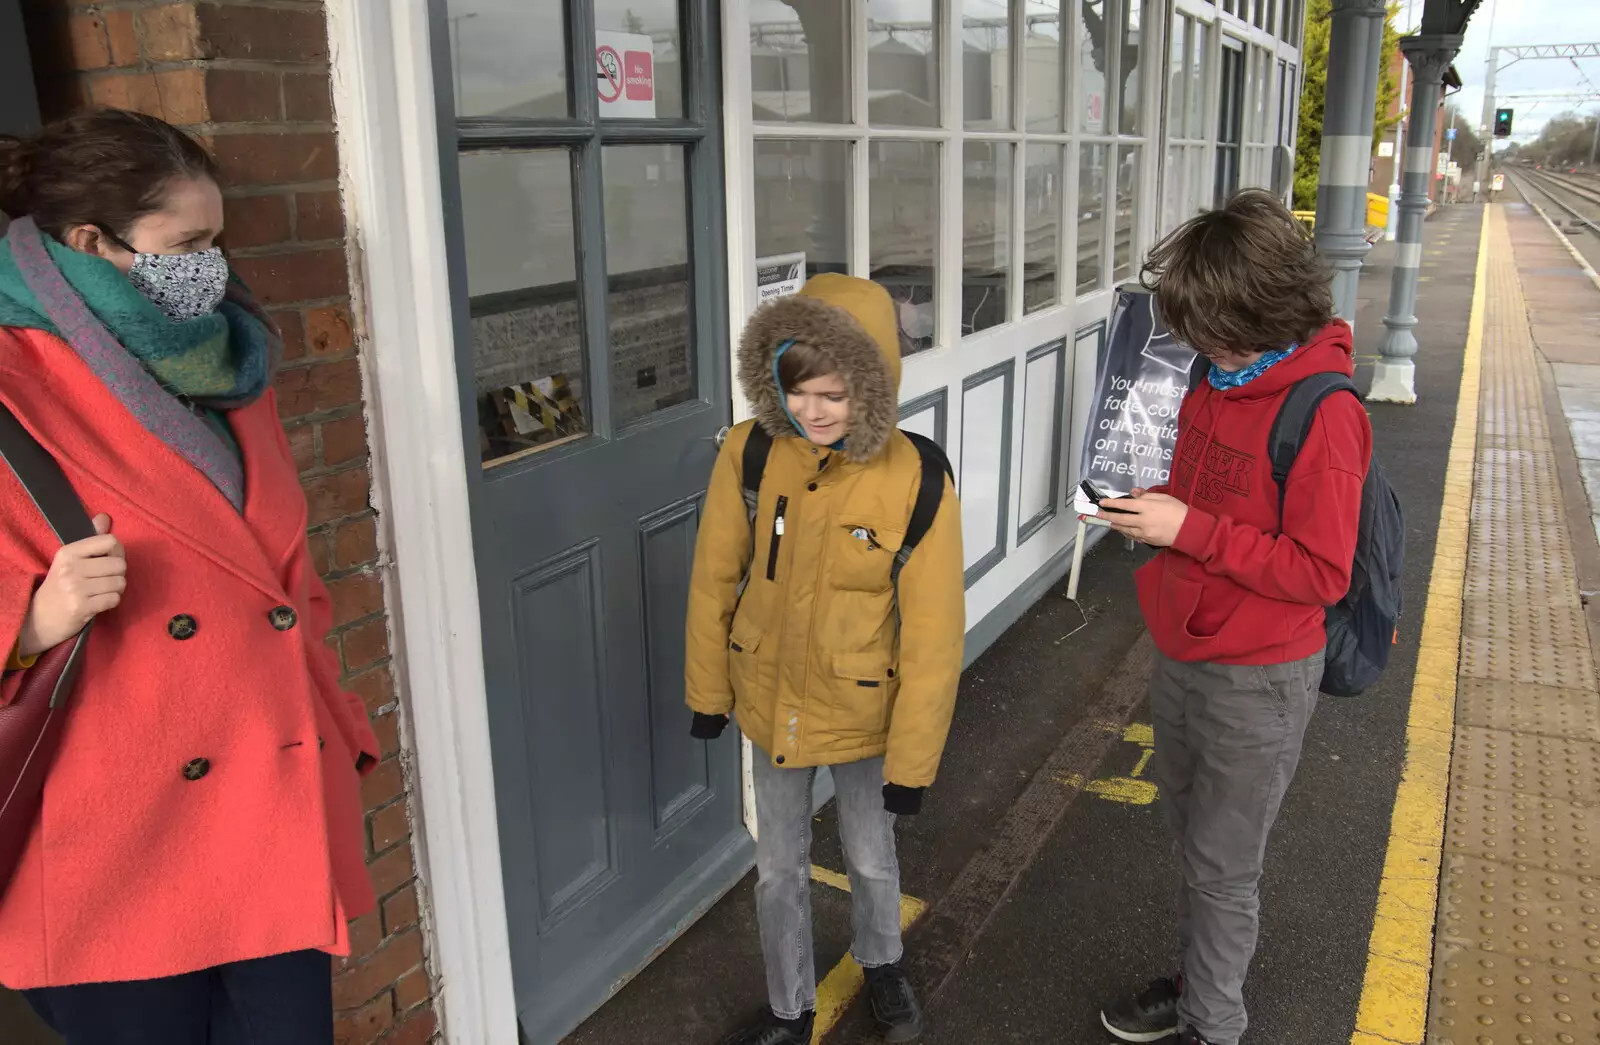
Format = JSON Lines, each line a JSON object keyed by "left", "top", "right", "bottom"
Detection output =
{"left": 766, "top": 495, "right": 788, "bottom": 582}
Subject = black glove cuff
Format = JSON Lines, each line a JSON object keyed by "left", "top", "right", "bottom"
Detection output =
{"left": 690, "top": 712, "right": 730, "bottom": 740}
{"left": 882, "top": 783, "right": 925, "bottom": 815}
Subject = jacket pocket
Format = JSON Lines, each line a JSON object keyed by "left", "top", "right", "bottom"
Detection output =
{"left": 828, "top": 650, "right": 899, "bottom": 735}
{"left": 728, "top": 620, "right": 763, "bottom": 699}
{"left": 832, "top": 520, "right": 904, "bottom": 593}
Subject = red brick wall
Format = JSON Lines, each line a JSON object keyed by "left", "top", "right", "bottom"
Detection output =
{"left": 20, "top": 3, "right": 438, "bottom": 1043}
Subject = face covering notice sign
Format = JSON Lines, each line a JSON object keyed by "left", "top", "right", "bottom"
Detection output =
{"left": 1075, "top": 288, "right": 1198, "bottom": 516}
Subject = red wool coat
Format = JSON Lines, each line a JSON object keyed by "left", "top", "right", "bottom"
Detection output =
{"left": 0, "top": 325, "right": 379, "bottom": 989}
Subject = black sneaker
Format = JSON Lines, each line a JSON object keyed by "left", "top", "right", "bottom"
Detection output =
{"left": 1100, "top": 976, "right": 1181, "bottom": 1042}
{"left": 721, "top": 1011, "right": 814, "bottom": 1045}
{"left": 865, "top": 962, "right": 924, "bottom": 1042}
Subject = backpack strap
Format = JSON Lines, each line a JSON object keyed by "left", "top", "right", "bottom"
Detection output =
{"left": 893, "top": 430, "right": 955, "bottom": 585}
{"left": 740, "top": 422, "right": 773, "bottom": 524}
{"left": 1187, "top": 352, "right": 1211, "bottom": 393}
{"left": 1266, "top": 372, "right": 1361, "bottom": 516}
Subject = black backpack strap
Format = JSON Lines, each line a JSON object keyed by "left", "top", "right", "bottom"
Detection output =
{"left": 1266, "top": 373, "right": 1361, "bottom": 516}
{"left": 0, "top": 402, "right": 95, "bottom": 546}
{"left": 740, "top": 422, "right": 773, "bottom": 523}
{"left": 1187, "top": 352, "right": 1211, "bottom": 392}
{"left": 892, "top": 431, "right": 954, "bottom": 585}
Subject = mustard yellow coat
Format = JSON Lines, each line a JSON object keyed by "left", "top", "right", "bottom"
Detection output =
{"left": 684, "top": 275, "right": 965, "bottom": 788}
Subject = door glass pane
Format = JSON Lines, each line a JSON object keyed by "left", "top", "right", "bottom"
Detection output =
{"left": 1024, "top": 3, "right": 1064, "bottom": 131}
{"left": 962, "top": 142, "right": 1011, "bottom": 336}
{"left": 1119, "top": 0, "right": 1147, "bottom": 136}
{"left": 446, "top": 0, "right": 567, "bottom": 119}
{"left": 868, "top": 0, "right": 939, "bottom": 128}
{"left": 1167, "top": 16, "right": 1187, "bottom": 140}
{"left": 870, "top": 141, "right": 938, "bottom": 355}
{"left": 1114, "top": 146, "right": 1140, "bottom": 282}
{"left": 603, "top": 145, "right": 695, "bottom": 426}
{"left": 750, "top": 1, "right": 850, "bottom": 124}
{"left": 1077, "top": 0, "right": 1109, "bottom": 134}
{"left": 1187, "top": 146, "right": 1209, "bottom": 217}
{"left": 1163, "top": 145, "right": 1184, "bottom": 233}
{"left": 460, "top": 149, "right": 587, "bottom": 465}
{"left": 754, "top": 140, "right": 850, "bottom": 282}
{"left": 964, "top": 0, "right": 1010, "bottom": 130}
{"left": 1266, "top": 0, "right": 1277, "bottom": 36}
{"left": 1024, "top": 144, "right": 1062, "bottom": 314}
{"left": 1077, "top": 143, "right": 1108, "bottom": 294}
{"left": 596, "top": 0, "right": 683, "bottom": 120}
{"left": 1187, "top": 21, "right": 1207, "bottom": 139}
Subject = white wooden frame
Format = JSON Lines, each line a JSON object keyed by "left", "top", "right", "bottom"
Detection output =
{"left": 325, "top": 3, "right": 518, "bottom": 1044}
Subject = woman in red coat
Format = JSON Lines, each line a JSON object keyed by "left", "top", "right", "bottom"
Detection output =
{"left": 0, "top": 110, "right": 378, "bottom": 1044}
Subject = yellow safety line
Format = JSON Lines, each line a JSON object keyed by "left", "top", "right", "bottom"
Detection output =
{"left": 1347, "top": 205, "right": 1490, "bottom": 1045}
{"left": 809, "top": 865, "right": 929, "bottom": 1043}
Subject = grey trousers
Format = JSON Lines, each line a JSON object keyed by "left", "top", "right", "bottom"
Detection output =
{"left": 751, "top": 752, "right": 904, "bottom": 1019}
{"left": 1149, "top": 649, "right": 1323, "bottom": 1045}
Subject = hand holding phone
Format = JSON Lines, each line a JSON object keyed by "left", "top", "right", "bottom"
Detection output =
{"left": 1079, "top": 479, "right": 1135, "bottom": 515}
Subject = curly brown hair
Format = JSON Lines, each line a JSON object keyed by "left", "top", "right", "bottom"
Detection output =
{"left": 1140, "top": 188, "right": 1333, "bottom": 359}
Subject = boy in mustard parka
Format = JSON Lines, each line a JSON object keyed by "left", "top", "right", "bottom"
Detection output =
{"left": 686, "top": 274, "right": 965, "bottom": 1044}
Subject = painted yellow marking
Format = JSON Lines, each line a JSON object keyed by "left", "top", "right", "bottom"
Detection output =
{"left": 1347, "top": 206, "right": 1488, "bottom": 1045}
{"left": 808, "top": 866, "right": 928, "bottom": 1043}
{"left": 1079, "top": 722, "right": 1160, "bottom": 806}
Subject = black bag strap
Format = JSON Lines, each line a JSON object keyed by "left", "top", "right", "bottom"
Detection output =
{"left": 1187, "top": 352, "right": 1211, "bottom": 392}
{"left": 892, "top": 430, "right": 955, "bottom": 585}
{"left": 0, "top": 402, "right": 96, "bottom": 546}
{"left": 740, "top": 422, "right": 773, "bottom": 524}
{"left": 1266, "top": 372, "right": 1360, "bottom": 516}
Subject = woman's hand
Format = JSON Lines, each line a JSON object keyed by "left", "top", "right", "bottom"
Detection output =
{"left": 1103, "top": 492, "right": 1189, "bottom": 548}
{"left": 17, "top": 514, "right": 126, "bottom": 657}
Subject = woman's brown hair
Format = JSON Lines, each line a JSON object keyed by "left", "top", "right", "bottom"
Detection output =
{"left": 1140, "top": 188, "right": 1334, "bottom": 358}
{"left": 0, "top": 108, "right": 219, "bottom": 243}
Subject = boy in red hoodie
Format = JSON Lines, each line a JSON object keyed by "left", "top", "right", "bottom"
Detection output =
{"left": 1095, "top": 190, "right": 1372, "bottom": 1045}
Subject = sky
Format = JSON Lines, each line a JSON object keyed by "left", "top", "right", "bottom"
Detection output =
{"left": 1436, "top": 0, "right": 1600, "bottom": 143}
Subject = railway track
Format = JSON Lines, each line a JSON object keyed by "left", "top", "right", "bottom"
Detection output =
{"left": 1508, "top": 166, "right": 1600, "bottom": 235}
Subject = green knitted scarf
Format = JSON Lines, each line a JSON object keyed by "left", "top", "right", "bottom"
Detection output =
{"left": 0, "top": 231, "right": 275, "bottom": 411}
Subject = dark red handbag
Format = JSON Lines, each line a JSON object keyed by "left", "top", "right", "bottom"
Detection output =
{"left": 0, "top": 400, "right": 95, "bottom": 895}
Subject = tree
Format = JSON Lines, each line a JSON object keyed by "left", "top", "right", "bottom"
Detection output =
{"left": 624, "top": 8, "right": 646, "bottom": 34}
{"left": 1517, "top": 112, "right": 1600, "bottom": 168}
{"left": 1443, "top": 104, "right": 1482, "bottom": 169}
{"left": 1293, "top": 0, "right": 1405, "bottom": 210}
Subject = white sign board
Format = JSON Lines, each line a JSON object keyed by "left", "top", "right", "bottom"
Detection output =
{"left": 1378, "top": 141, "right": 1396, "bottom": 158}
{"left": 1437, "top": 152, "right": 1450, "bottom": 176}
{"left": 755, "top": 253, "right": 806, "bottom": 303}
{"left": 596, "top": 30, "right": 655, "bottom": 119}
{"left": 1493, "top": 173, "right": 1506, "bottom": 192}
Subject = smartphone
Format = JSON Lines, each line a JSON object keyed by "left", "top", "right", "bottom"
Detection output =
{"left": 1080, "top": 479, "right": 1134, "bottom": 515}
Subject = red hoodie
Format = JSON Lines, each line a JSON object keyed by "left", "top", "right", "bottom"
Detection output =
{"left": 1135, "top": 319, "right": 1372, "bottom": 665}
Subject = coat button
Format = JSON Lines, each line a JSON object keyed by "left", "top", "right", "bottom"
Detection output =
{"left": 775, "top": 755, "right": 786, "bottom": 765}
{"left": 181, "top": 757, "right": 211, "bottom": 781}
{"left": 168, "top": 614, "right": 197, "bottom": 640}
{"left": 807, "top": 483, "right": 818, "bottom": 492}
{"left": 318, "top": 736, "right": 325, "bottom": 750}
{"left": 268, "top": 606, "right": 298, "bottom": 631}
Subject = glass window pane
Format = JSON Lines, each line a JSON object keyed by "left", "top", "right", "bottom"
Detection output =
{"left": 964, "top": 0, "right": 1010, "bottom": 129}
{"left": 1119, "top": 0, "right": 1149, "bottom": 136}
{"left": 1162, "top": 145, "right": 1184, "bottom": 233}
{"left": 1167, "top": 16, "right": 1187, "bottom": 141}
{"left": 595, "top": 1, "right": 682, "bottom": 119}
{"left": 1114, "top": 146, "right": 1140, "bottom": 282}
{"left": 1024, "top": 144, "right": 1062, "bottom": 314}
{"left": 1077, "top": 0, "right": 1109, "bottom": 134}
{"left": 1077, "top": 143, "right": 1108, "bottom": 294}
{"left": 447, "top": 0, "right": 567, "bottom": 119}
{"left": 870, "top": 141, "right": 938, "bottom": 355}
{"left": 754, "top": 140, "right": 850, "bottom": 281}
{"left": 750, "top": 1, "right": 850, "bottom": 124}
{"left": 962, "top": 142, "right": 1011, "bottom": 336}
{"left": 868, "top": 1, "right": 939, "bottom": 128}
{"left": 1267, "top": 0, "right": 1277, "bottom": 36}
{"left": 603, "top": 145, "right": 695, "bottom": 426}
{"left": 460, "top": 149, "right": 586, "bottom": 465}
{"left": 1187, "top": 21, "right": 1207, "bottom": 139}
{"left": 1024, "top": 3, "right": 1064, "bottom": 131}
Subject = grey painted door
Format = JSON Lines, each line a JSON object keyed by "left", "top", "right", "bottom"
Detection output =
{"left": 429, "top": 2, "right": 749, "bottom": 1041}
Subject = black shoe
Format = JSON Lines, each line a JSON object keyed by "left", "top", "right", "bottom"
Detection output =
{"left": 1100, "top": 976, "right": 1181, "bottom": 1042}
{"left": 721, "top": 1010, "right": 814, "bottom": 1045}
{"left": 865, "top": 962, "right": 924, "bottom": 1042}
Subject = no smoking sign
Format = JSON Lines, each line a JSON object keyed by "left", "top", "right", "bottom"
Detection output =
{"left": 595, "top": 30, "right": 655, "bottom": 118}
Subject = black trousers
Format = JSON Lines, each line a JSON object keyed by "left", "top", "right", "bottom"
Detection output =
{"left": 22, "top": 949, "right": 333, "bottom": 1045}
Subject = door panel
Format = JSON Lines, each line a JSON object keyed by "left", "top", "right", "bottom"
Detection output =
{"left": 432, "top": 0, "right": 749, "bottom": 1040}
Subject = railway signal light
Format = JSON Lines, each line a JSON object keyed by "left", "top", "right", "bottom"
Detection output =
{"left": 1495, "top": 108, "right": 1514, "bottom": 138}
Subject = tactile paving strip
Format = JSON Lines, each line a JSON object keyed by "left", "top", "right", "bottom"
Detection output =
{"left": 1428, "top": 206, "right": 1600, "bottom": 1043}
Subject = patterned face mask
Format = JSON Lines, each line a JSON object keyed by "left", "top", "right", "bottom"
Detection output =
{"left": 100, "top": 226, "right": 229, "bottom": 322}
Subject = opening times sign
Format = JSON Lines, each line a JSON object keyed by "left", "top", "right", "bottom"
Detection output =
{"left": 1075, "top": 288, "right": 1197, "bottom": 515}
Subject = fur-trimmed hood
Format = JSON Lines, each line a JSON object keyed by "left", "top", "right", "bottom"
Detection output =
{"left": 737, "top": 273, "right": 901, "bottom": 463}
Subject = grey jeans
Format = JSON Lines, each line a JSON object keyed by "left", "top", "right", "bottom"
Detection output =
{"left": 752, "top": 752, "right": 904, "bottom": 1019}
{"left": 1149, "top": 649, "right": 1323, "bottom": 1045}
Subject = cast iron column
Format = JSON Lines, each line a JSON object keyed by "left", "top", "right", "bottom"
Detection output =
{"left": 1371, "top": 35, "right": 1462, "bottom": 403}
{"left": 1314, "top": 0, "right": 1389, "bottom": 327}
